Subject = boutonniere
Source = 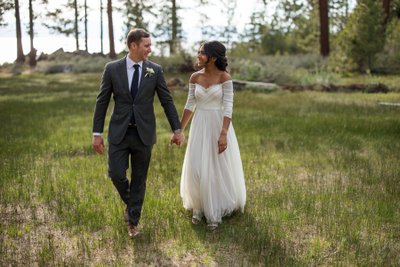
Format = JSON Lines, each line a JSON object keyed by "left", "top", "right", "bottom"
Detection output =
{"left": 145, "top": 67, "right": 155, "bottom": 77}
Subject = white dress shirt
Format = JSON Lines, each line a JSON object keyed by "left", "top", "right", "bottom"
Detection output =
{"left": 126, "top": 56, "right": 143, "bottom": 91}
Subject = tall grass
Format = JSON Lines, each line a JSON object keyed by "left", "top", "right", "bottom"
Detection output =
{"left": 1, "top": 73, "right": 399, "bottom": 265}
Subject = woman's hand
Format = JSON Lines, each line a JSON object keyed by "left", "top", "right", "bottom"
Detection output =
{"left": 218, "top": 130, "right": 228, "bottom": 154}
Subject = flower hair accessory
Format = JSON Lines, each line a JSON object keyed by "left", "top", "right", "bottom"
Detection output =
{"left": 145, "top": 67, "right": 155, "bottom": 77}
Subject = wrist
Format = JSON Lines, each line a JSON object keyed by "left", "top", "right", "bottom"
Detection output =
{"left": 220, "top": 128, "right": 228, "bottom": 135}
{"left": 174, "top": 129, "right": 182, "bottom": 134}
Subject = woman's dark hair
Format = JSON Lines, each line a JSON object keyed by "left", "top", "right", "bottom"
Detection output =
{"left": 126, "top": 28, "right": 150, "bottom": 48}
{"left": 202, "top": 41, "right": 228, "bottom": 71}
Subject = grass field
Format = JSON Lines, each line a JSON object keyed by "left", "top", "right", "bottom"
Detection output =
{"left": 1, "top": 73, "right": 399, "bottom": 266}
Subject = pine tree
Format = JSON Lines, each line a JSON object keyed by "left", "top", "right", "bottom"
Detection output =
{"left": 107, "top": 0, "right": 116, "bottom": 58}
{"left": 319, "top": 0, "right": 330, "bottom": 56}
{"left": 28, "top": 0, "right": 36, "bottom": 66}
{"left": 43, "top": 0, "right": 81, "bottom": 51}
{"left": 0, "top": 0, "right": 14, "bottom": 27}
{"left": 100, "top": 0, "right": 104, "bottom": 54}
{"left": 337, "top": 0, "right": 385, "bottom": 72}
{"left": 197, "top": 0, "right": 216, "bottom": 42}
{"left": 15, "top": 0, "right": 25, "bottom": 63}
{"left": 220, "top": 0, "right": 238, "bottom": 48}
{"left": 122, "top": 0, "right": 152, "bottom": 37}
{"left": 153, "top": 0, "right": 183, "bottom": 55}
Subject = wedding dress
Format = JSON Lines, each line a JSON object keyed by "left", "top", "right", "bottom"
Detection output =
{"left": 180, "top": 80, "right": 246, "bottom": 225}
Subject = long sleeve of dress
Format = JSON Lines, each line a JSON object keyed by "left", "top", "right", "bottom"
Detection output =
{"left": 222, "top": 80, "right": 234, "bottom": 118}
{"left": 184, "top": 83, "right": 196, "bottom": 112}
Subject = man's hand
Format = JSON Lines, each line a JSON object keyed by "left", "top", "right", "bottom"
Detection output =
{"left": 92, "top": 135, "right": 105, "bottom": 154}
{"left": 170, "top": 131, "right": 185, "bottom": 146}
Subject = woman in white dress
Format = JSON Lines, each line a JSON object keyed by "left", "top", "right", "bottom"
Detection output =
{"left": 179, "top": 41, "right": 246, "bottom": 230}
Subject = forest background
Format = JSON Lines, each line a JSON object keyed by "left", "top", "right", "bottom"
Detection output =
{"left": 1, "top": 0, "right": 400, "bottom": 86}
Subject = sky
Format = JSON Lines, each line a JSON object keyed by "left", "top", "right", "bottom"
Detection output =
{"left": 0, "top": 0, "right": 261, "bottom": 64}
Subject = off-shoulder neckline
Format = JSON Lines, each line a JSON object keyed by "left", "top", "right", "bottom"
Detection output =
{"left": 189, "top": 80, "right": 232, "bottom": 90}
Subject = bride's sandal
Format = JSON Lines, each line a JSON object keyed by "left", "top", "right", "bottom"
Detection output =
{"left": 192, "top": 210, "right": 203, "bottom": 225}
{"left": 207, "top": 223, "right": 218, "bottom": 231}
{"left": 191, "top": 217, "right": 201, "bottom": 225}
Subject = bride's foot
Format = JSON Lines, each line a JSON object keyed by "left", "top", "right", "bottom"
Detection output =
{"left": 207, "top": 222, "right": 218, "bottom": 231}
{"left": 192, "top": 210, "right": 203, "bottom": 225}
{"left": 191, "top": 216, "right": 201, "bottom": 225}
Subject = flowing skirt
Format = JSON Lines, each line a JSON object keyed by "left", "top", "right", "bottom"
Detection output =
{"left": 180, "top": 108, "right": 246, "bottom": 223}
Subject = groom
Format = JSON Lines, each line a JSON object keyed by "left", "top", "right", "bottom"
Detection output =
{"left": 92, "top": 28, "right": 184, "bottom": 237}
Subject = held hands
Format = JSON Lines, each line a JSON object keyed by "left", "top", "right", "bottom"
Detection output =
{"left": 92, "top": 135, "right": 105, "bottom": 154}
{"left": 170, "top": 131, "right": 185, "bottom": 146}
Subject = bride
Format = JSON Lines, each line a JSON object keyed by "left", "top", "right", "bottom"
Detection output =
{"left": 179, "top": 40, "right": 246, "bottom": 230}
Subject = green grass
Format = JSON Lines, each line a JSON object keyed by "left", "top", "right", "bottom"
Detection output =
{"left": 1, "top": 73, "right": 400, "bottom": 266}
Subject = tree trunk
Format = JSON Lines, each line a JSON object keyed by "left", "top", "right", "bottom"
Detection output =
{"left": 28, "top": 0, "right": 36, "bottom": 66}
{"left": 15, "top": 0, "right": 25, "bottom": 63}
{"left": 170, "top": 0, "right": 177, "bottom": 55}
{"left": 84, "top": 0, "right": 88, "bottom": 52}
{"left": 383, "top": 0, "right": 390, "bottom": 25}
{"left": 319, "top": 0, "right": 330, "bottom": 57}
{"left": 100, "top": 0, "right": 104, "bottom": 54}
{"left": 108, "top": 0, "right": 116, "bottom": 58}
{"left": 74, "top": 0, "right": 79, "bottom": 51}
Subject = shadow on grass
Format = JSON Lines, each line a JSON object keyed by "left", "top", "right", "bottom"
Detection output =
{"left": 186, "top": 210, "right": 299, "bottom": 265}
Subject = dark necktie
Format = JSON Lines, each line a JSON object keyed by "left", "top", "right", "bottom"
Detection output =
{"left": 130, "top": 64, "right": 139, "bottom": 125}
{"left": 131, "top": 64, "right": 140, "bottom": 100}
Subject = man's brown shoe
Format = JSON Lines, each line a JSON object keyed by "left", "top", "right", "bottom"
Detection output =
{"left": 128, "top": 224, "right": 140, "bottom": 238}
{"left": 124, "top": 208, "right": 129, "bottom": 222}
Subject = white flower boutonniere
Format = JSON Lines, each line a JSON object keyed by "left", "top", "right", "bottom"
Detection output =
{"left": 145, "top": 67, "right": 155, "bottom": 77}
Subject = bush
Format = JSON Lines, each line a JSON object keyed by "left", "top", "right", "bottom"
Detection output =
{"left": 28, "top": 50, "right": 111, "bottom": 74}
{"left": 230, "top": 54, "right": 328, "bottom": 84}
{"left": 373, "top": 18, "right": 400, "bottom": 74}
{"left": 44, "top": 64, "right": 73, "bottom": 74}
{"left": 150, "top": 51, "right": 195, "bottom": 74}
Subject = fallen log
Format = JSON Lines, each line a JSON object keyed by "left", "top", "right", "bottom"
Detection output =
{"left": 378, "top": 102, "right": 400, "bottom": 107}
{"left": 233, "top": 79, "right": 281, "bottom": 92}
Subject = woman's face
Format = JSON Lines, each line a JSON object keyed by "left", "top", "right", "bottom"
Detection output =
{"left": 196, "top": 45, "right": 208, "bottom": 67}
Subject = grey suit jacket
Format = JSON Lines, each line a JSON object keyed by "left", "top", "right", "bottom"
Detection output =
{"left": 92, "top": 56, "right": 181, "bottom": 146}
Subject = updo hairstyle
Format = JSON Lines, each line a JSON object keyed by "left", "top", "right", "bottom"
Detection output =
{"left": 203, "top": 41, "right": 228, "bottom": 71}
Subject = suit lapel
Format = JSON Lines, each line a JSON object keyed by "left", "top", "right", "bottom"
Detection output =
{"left": 117, "top": 56, "right": 130, "bottom": 95}
{"left": 137, "top": 61, "right": 148, "bottom": 98}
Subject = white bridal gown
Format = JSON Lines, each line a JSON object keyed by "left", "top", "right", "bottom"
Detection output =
{"left": 180, "top": 80, "right": 246, "bottom": 224}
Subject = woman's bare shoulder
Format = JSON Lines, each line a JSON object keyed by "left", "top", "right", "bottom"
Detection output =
{"left": 189, "top": 70, "right": 204, "bottom": 84}
{"left": 220, "top": 71, "right": 232, "bottom": 83}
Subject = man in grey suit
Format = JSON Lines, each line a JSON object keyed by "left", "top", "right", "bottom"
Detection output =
{"left": 92, "top": 28, "right": 184, "bottom": 238}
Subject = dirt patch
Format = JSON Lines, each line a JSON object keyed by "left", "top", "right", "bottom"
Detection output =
{"left": 1, "top": 203, "right": 211, "bottom": 266}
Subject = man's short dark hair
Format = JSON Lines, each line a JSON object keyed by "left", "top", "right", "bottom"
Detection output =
{"left": 126, "top": 28, "right": 150, "bottom": 48}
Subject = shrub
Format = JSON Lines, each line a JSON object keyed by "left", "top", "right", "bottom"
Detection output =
{"left": 150, "top": 51, "right": 195, "bottom": 74}
{"left": 230, "top": 54, "right": 327, "bottom": 84}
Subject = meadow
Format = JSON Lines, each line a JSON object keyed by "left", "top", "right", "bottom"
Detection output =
{"left": 0, "top": 73, "right": 399, "bottom": 266}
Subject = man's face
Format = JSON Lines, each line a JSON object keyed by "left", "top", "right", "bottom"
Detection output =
{"left": 131, "top": 37, "right": 152, "bottom": 61}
